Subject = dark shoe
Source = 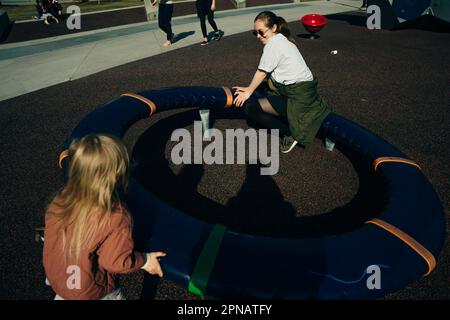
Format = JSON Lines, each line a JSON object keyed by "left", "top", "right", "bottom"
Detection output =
{"left": 213, "top": 31, "right": 222, "bottom": 41}
{"left": 280, "top": 136, "right": 298, "bottom": 153}
{"left": 200, "top": 40, "right": 209, "bottom": 46}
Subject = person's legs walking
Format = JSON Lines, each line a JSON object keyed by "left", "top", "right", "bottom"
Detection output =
{"left": 207, "top": 10, "right": 222, "bottom": 40}
{"left": 207, "top": 10, "right": 218, "bottom": 32}
{"left": 199, "top": 14, "right": 209, "bottom": 45}
{"left": 158, "top": 3, "right": 174, "bottom": 46}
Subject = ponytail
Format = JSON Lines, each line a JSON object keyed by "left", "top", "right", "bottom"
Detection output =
{"left": 275, "top": 16, "right": 296, "bottom": 44}
{"left": 254, "top": 11, "right": 296, "bottom": 44}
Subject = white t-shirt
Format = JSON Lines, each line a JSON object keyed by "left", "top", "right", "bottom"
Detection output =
{"left": 258, "top": 33, "right": 313, "bottom": 85}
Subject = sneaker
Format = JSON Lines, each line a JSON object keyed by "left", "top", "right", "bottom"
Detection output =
{"left": 213, "top": 31, "right": 222, "bottom": 41}
{"left": 200, "top": 40, "right": 209, "bottom": 46}
{"left": 280, "top": 136, "right": 298, "bottom": 153}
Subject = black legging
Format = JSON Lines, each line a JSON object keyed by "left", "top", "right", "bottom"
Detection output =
{"left": 158, "top": 3, "right": 174, "bottom": 41}
{"left": 244, "top": 99, "right": 291, "bottom": 137}
{"left": 199, "top": 11, "right": 218, "bottom": 38}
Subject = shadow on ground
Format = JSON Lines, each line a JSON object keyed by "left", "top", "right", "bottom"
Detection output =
{"left": 131, "top": 109, "right": 387, "bottom": 239}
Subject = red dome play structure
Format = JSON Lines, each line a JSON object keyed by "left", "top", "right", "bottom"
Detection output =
{"left": 301, "top": 14, "right": 328, "bottom": 39}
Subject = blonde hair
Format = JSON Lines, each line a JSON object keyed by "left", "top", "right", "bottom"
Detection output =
{"left": 49, "top": 134, "right": 131, "bottom": 263}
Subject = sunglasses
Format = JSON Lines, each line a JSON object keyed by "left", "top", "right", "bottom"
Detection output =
{"left": 252, "top": 29, "right": 270, "bottom": 38}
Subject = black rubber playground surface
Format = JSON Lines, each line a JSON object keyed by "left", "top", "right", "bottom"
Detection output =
{"left": 0, "top": 11, "right": 449, "bottom": 300}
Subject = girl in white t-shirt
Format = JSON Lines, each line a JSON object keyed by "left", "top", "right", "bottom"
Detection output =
{"left": 234, "top": 11, "right": 329, "bottom": 153}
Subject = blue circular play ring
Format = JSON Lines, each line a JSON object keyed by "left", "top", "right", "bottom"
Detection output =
{"left": 59, "top": 87, "right": 446, "bottom": 299}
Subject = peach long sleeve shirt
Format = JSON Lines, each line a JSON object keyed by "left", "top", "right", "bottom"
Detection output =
{"left": 43, "top": 200, "right": 144, "bottom": 300}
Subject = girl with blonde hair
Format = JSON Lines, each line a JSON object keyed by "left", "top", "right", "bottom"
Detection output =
{"left": 43, "top": 134, "right": 166, "bottom": 300}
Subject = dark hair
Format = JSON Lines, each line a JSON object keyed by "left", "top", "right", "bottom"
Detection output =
{"left": 254, "top": 11, "right": 296, "bottom": 44}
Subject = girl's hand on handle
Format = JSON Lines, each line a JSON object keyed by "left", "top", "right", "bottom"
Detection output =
{"left": 141, "top": 251, "right": 167, "bottom": 277}
{"left": 233, "top": 70, "right": 266, "bottom": 107}
{"left": 233, "top": 86, "right": 252, "bottom": 107}
{"left": 151, "top": 0, "right": 157, "bottom": 6}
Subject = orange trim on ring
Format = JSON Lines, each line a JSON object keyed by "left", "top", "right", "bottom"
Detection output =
{"left": 59, "top": 150, "right": 69, "bottom": 169}
{"left": 222, "top": 87, "right": 233, "bottom": 108}
{"left": 373, "top": 157, "right": 421, "bottom": 172}
{"left": 366, "top": 218, "right": 436, "bottom": 276}
{"left": 121, "top": 93, "right": 156, "bottom": 116}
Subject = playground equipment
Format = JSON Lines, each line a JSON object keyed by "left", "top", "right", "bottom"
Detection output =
{"left": 58, "top": 87, "right": 445, "bottom": 299}
{"left": 368, "top": 0, "right": 450, "bottom": 29}
{"left": 300, "top": 14, "right": 328, "bottom": 39}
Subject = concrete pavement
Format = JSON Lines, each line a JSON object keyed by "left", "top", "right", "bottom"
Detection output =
{"left": 0, "top": 0, "right": 364, "bottom": 102}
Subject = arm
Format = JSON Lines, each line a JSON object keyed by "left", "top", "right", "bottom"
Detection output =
{"left": 211, "top": 0, "right": 216, "bottom": 11}
{"left": 97, "top": 215, "right": 166, "bottom": 276}
{"left": 233, "top": 69, "right": 267, "bottom": 107}
{"left": 97, "top": 226, "right": 145, "bottom": 274}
